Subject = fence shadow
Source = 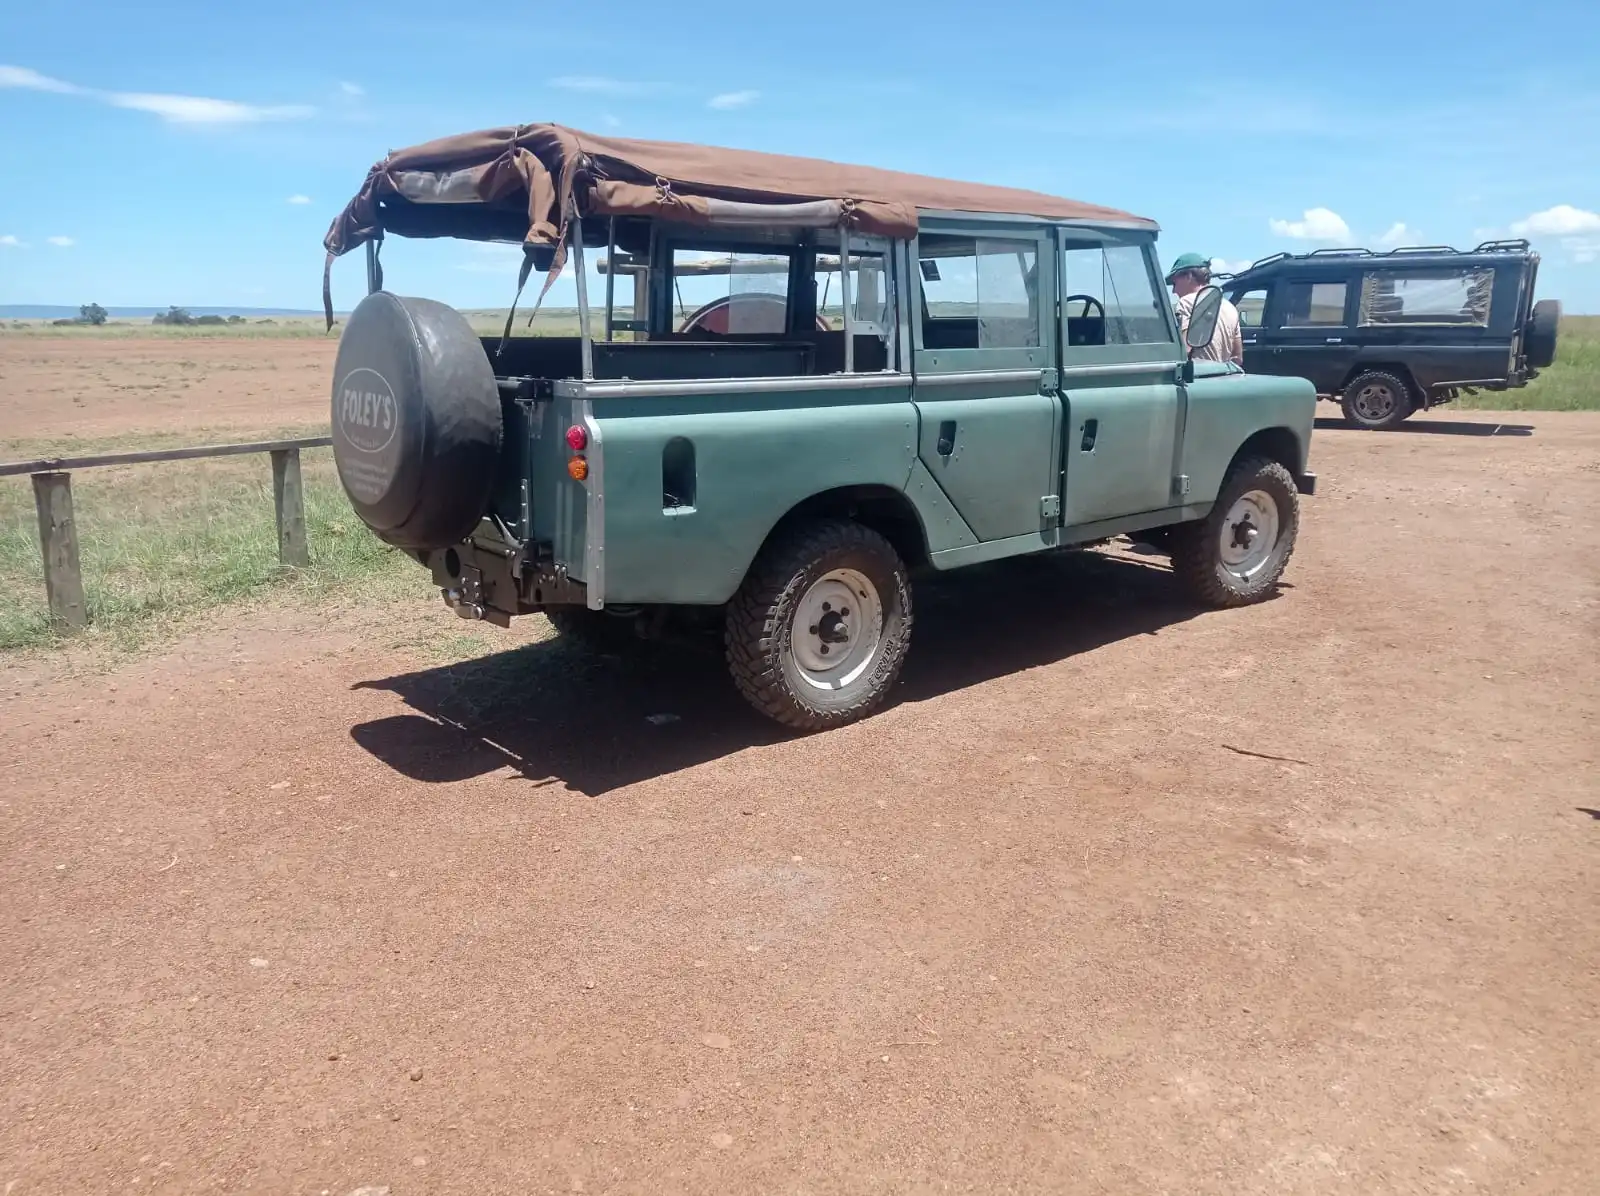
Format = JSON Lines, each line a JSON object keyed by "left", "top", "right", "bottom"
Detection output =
{"left": 1314, "top": 416, "right": 1534, "bottom": 437}
{"left": 349, "top": 548, "right": 1208, "bottom": 796}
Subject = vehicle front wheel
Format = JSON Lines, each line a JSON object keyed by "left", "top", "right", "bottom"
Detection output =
{"left": 1171, "top": 457, "right": 1300, "bottom": 608}
{"left": 1339, "top": 370, "right": 1414, "bottom": 430}
{"left": 725, "top": 520, "right": 912, "bottom": 730}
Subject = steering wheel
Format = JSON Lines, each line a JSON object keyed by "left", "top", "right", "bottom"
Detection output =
{"left": 1064, "top": 294, "right": 1105, "bottom": 320}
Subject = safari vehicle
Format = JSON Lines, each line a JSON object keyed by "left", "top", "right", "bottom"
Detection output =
{"left": 322, "top": 124, "right": 1317, "bottom": 730}
{"left": 1220, "top": 240, "right": 1560, "bottom": 430}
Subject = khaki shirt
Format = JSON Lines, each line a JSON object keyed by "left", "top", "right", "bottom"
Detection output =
{"left": 1176, "top": 292, "right": 1244, "bottom": 365}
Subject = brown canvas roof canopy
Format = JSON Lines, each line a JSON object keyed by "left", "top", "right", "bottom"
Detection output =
{"left": 322, "top": 123, "right": 1157, "bottom": 320}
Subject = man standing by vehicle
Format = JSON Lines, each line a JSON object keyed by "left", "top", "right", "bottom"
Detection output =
{"left": 1167, "top": 253, "right": 1243, "bottom": 366}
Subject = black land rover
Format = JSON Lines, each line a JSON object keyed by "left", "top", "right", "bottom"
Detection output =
{"left": 1220, "top": 240, "right": 1560, "bottom": 429}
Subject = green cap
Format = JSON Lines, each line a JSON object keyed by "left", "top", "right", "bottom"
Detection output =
{"left": 1165, "top": 252, "right": 1210, "bottom": 282}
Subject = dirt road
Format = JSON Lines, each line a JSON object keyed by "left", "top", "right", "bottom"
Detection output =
{"left": 2, "top": 412, "right": 1597, "bottom": 1194}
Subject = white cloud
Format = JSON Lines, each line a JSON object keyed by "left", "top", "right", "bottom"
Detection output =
{"left": 0, "top": 234, "right": 23, "bottom": 248}
{"left": 287, "top": 194, "right": 313, "bottom": 205}
{"left": 550, "top": 75, "right": 651, "bottom": 97}
{"left": 1209, "top": 257, "right": 1254, "bottom": 276}
{"left": 1511, "top": 204, "right": 1600, "bottom": 237}
{"left": 46, "top": 235, "right": 74, "bottom": 247}
{"left": 1, "top": 63, "right": 313, "bottom": 124}
{"left": 0, "top": 64, "right": 81, "bottom": 93}
{"left": 1377, "top": 222, "right": 1412, "bottom": 246}
{"left": 339, "top": 81, "right": 364, "bottom": 96}
{"left": 1269, "top": 207, "right": 1352, "bottom": 242}
{"left": 708, "top": 89, "right": 759, "bottom": 111}
{"left": 107, "top": 92, "right": 313, "bottom": 124}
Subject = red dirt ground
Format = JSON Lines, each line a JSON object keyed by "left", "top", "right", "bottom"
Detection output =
{"left": 1, "top": 362, "right": 1597, "bottom": 1193}
{"left": 0, "top": 335, "right": 338, "bottom": 441}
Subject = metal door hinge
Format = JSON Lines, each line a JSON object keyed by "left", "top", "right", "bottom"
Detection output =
{"left": 1040, "top": 495, "right": 1061, "bottom": 519}
{"left": 1038, "top": 368, "right": 1059, "bottom": 396}
{"left": 1173, "top": 474, "right": 1191, "bottom": 498}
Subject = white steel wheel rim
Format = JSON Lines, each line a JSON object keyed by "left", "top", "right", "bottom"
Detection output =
{"left": 1353, "top": 381, "right": 1397, "bottom": 421}
{"left": 790, "top": 568, "right": 884, "bottom": 691}
{"left": 1219, "top": 489, "right": 1281, "bottom": 582}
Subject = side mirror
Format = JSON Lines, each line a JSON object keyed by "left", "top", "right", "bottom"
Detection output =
{"left": 1185, "top": 285, "right": 1223, "bottom": 352}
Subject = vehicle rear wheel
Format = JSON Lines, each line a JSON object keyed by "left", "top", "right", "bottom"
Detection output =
{"left": 1525, "top": 299, "right": 1561, "bottom": 369}
{"left": 725, "top": 520, "right": 912, "bottom": 730}
{"left": 1339, "top": 370, "right": 1414, "bottom": 430}
{"left": 1172, "top": 457, "right": 1299, "bottom": 608}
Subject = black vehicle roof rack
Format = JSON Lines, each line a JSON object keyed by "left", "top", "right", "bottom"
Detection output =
{"left": 1227, "top": 238, "right": 1533, "bottom": 280}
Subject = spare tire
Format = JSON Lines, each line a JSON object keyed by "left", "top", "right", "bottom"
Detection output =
{"left": 1525, "top": 299, "right": 1561, "bottom": 369}
{"left": 331, "top": 293, "right": 502, "bottom": 550}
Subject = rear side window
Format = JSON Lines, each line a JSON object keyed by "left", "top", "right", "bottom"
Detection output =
{"left": 1359, "top": 268, "right": 1493, "bottom": 327}
{"left": 1061, "top": 243, "right": 1173, "bottom": 345}
{"left": 1282, "top": 281, "right": 1349, "bottom": 327}
{"left": 918, "top": 235, "right": 1040, "bottom": 349}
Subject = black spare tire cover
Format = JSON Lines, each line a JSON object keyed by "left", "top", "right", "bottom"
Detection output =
{"left": 1524, "top": 298, "right": 1561, "bottom": 370}
{"left": 331, "top": 292, "right": 502, "bottom": 550}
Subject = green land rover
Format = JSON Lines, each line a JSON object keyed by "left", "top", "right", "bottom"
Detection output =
{"left": 323, "top": 124, "right": 1317, "bottom": 730}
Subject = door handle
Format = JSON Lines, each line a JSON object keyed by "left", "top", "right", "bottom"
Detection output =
{"left": 936, "top": 420, "right": 957, "bottom": 457}
{"left": 1080, "top": 418, "right": 1099, "bottom": 453}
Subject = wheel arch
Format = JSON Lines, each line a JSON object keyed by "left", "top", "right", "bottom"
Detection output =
{"left": 1227, "top": 425, "right": 1305, "bottom": 479}
{"left": 757, "top": 484, "right": 931, "bottom": 573}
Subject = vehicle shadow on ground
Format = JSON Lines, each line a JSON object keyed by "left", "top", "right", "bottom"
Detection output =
{"left": 349, "top": 549, "right": 1207, "bottom": 796}
{"left": 1314, "top": 416, "right": 1534, "bottom": 437}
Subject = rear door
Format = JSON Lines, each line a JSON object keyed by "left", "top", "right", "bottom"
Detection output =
{"left": 1259, "top": 274, "right": 1359, "bottom": 394}
{"left": 910, "top": 226, "right": 1062, "bottom": 543}
{"left": 1231, "top": 283, "right": 1272, "bottom": 374}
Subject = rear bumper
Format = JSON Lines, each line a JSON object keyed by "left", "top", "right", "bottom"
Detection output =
{"left": 1295, "top": 471, "right": 1317, "bottom": 496}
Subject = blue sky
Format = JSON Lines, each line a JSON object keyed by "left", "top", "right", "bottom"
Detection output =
{"left": 2, "top": 0, "right": 1597, "bottom": 311}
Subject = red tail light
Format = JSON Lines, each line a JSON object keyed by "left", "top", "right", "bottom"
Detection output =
{"left": 565, "top": 425, "right": 588, "bottom": 451}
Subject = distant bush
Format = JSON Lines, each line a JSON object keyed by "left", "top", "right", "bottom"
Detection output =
{"left": 152, "top": 306, "right": 193, "bottom": 326}
{"left": 51, "top": 318, "right": 79, "bottom": 326}
{"left": 80, "top": 303, "right": 108, "bottom": 326}
{"left": 193, "top": 315, "right": 228, "bottom": 326}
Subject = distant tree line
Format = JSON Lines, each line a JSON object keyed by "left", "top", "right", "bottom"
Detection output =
{"left": 51, "top": 303, "right": 108, "bottom": 326}
{"left": 151, "top": 306, "right": 246, "bottom": 326}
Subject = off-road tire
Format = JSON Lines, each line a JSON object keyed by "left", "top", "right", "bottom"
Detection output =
{"left": 1172, "top": 457, "right": 1300, "bottom": 608}
{"left": 1525, "top": 299, "right": 1561, "bottom": 369}
{"left": 1339, "top": 369, "right": 1414, "bottom": 430}
{"left": 725, "top": 520, "right": 912, "bottom": 731}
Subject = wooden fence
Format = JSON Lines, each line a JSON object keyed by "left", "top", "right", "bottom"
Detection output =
{"left": 0, "top": 436, "right": 333, "bottom": 630}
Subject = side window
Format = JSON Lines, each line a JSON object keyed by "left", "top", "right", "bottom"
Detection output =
{"left": 1234, "top": 288, "right": 1268, "bottom": 328}
{"left": 668, "top": 248, "right": 792, "bottom": 334}
{"left": 1358, "top": 268, "right": 1493, "bottom": 327}
{"left": 816, "top": 249, "right": 893, "bottom": 341}
{"left": 1281, "top": 281, "right": 1349, "bottom": 327}
{"left": 918, "top": 235, "right": 1040, "bottom": 350}
{"left": 1061, "top": 242, "right": 1173, "bottom": 346}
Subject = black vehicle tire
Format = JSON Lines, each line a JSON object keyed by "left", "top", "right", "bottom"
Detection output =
{"left": 725, "top": 520, "right": 912, "bottom": 731}
{"left": 331, "top": 292, "right": 502, "bottom": 550}
{"left": 1339, "top": 370, "right": 1414, "bottom": 431}
{"left": 545, "top": 607, "right": 638, "bottom": 652}
{"left": 1171, "top": 457, "right": 1300, "bottom": 608}
{"left": 1525, "top": 299, "right": 1561, "bottom": 369}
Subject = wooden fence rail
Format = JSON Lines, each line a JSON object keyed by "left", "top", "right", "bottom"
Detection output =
{"left": 0, "top": 436, "right": 333, "bottom": 631}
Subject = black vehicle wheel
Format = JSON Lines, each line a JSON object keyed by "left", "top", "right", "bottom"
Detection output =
{"left": 1339, "top": 370, "right": 1414, "bottom": 430}
{"left": 725, "top": 520, "right": 912, "bottom": 731}
{"left": 1525, "top": 299, "right": 1561, "bottom": 369}
{"left": 1171, "top": 457, "right": 1300, "bottom": 608}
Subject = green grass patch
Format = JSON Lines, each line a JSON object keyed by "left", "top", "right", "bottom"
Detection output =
{"left": 0, "top": 435, "right": 429, "bottom": 655}
{"left": 1457, "top": 315, "right": 1600, "bottom": 411}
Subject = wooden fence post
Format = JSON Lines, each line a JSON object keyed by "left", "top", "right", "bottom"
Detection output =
{"left": 32, "top": 471, "right": 88, "bottom": 629}
{"left": 270, "top": 448, "right": 310, "bottom": 568}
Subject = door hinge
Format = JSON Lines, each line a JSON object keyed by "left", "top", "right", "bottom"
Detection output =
{"left": 1038, "top": 368, "right": 1059, "bottom": 396}
{"left": 1040, "top": 494, "right": 1061, "bottom": 520}
{"left": 1173, "top": 474, "right": 1191, "bottom": 498}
